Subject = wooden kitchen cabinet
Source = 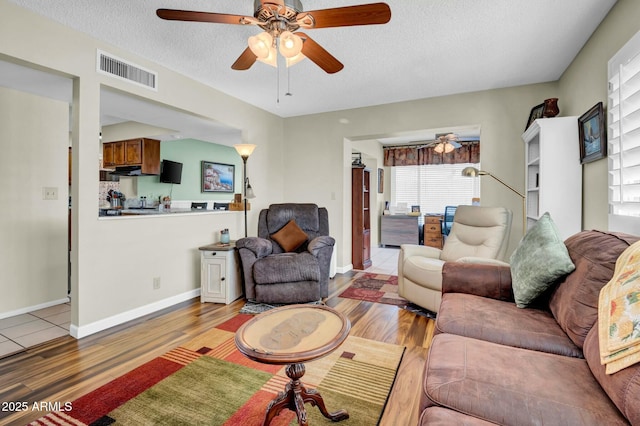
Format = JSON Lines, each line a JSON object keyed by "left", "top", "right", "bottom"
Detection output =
{"left": 102, "top": 138, "right": 161, "bottom": 174}
{"left": 103, "top": 142, "right": 115, "bottom": 167}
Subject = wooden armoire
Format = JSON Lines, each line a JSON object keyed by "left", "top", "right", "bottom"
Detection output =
{"left": 352, "top": 167, "right": 372, "bottom": 270}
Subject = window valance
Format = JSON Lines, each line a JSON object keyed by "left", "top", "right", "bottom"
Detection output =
{"left": 383, "top": 141, "right": 480, "bottom": 166}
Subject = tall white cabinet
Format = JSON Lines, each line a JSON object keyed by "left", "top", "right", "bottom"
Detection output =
{"left": 521, "top": 117, "right": 582, "bottom": 240}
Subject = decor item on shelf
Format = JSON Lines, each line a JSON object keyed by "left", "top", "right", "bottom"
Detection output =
{"left": 156, "top": 1, "right": 391, "bottom": 74}
{"left": 462, "top": 167, "right": 526, "bottom": 235}
{"left": 578, "top": 101, "right": 607, "bottom": 164}
{"left": 234, "top": 144, "right": 257, "bottom": 237}
{"left": 526, "top": 102, "right": 545, "bottom": 130}
{"left": 543, "top": 98, "right": 560, "bottom": 117}
{"left": 220, "top": 228, "right": 230, "bottom": 244}
{"left": 352, "top": 152, "right": 365, "bottom": 168}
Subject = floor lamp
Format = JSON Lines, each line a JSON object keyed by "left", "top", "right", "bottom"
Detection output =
{"left": 461, "top": 167, "right": 526, "bottom": 235}
{"left": 234, "top": 144, "right": 257, "bottom": 237}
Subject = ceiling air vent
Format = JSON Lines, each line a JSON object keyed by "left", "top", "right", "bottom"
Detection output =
{"left": 97, "top": 50, "right": 157, "bottom": 91}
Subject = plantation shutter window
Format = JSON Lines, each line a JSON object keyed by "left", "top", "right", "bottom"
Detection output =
{"left": 608, "top": 30, "right": 640, "bottom": 233}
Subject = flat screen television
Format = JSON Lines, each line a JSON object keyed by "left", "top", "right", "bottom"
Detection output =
{"left": 160, "top": 160, "right": 183, "bottom": 184}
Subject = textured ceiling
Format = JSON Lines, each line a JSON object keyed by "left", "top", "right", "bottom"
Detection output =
{"left": 7, "top": 0, "right": 617, "bottom": 120}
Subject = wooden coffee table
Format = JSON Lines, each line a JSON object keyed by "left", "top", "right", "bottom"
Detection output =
{"left": 235, "top": 304, "right": 351, "bottom": 426}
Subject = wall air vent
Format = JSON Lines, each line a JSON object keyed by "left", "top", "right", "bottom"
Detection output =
{"left": 96, "top": 50, "right": 157, "bottom": 91}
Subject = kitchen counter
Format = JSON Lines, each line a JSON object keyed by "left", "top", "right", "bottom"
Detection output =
{"left": 98, "top": 208, "right": 237, "bottom": 218}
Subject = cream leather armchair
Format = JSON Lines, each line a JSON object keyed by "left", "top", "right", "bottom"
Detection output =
{"left": 398, "top": 205, "right": 513, "bottom": 313}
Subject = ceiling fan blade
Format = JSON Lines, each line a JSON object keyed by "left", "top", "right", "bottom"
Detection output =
{"left": 231, "top": 47, "right": 257, "bottom": 70}
{"left": 298, "top": 3, "right": 391, "bottom": 29}
{"left": 296, "top": 32, "right": 344, "bottom": 74}
{"left": 156, "top": 9, "right": 253, "bottom": 25}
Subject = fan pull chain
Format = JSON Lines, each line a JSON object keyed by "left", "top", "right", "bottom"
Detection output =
{"left": 286, "top": 66, "right": 292, "bottom": 97}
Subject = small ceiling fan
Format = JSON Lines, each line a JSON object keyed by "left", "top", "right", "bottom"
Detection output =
{"left": 156, "top": 0, "right": 391, "bottom": 74}
{"left": 423, "top": 133, "right": 462, "bottom": 153}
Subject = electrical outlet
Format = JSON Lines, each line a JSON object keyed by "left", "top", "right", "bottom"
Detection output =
{"left": 42, "top": 187, "right": 58, "bottom": 200}
{"left": 153, "top": 277, "right": 161, "bottom": 289}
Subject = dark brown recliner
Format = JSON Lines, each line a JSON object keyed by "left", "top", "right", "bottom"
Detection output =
{"left": 236, "top": 203, "right": 334, "bottom": 304}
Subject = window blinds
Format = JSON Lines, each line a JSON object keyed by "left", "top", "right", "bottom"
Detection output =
{"left": 391, "top": 163, "right": 480, "bottom": 214}
{"left": 608, "top": 30, "right": 640, "bottom": 232}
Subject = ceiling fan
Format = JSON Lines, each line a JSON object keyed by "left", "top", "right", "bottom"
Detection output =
{"left": 156, "top": 0, "right": 391, "bottom": 74}
{"left": 424, "top": 133, "right": 462, "bottom": 154}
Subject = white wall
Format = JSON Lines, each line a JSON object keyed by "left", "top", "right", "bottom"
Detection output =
{"left": 3, "top": 0, "right": 640, "bottom": 336}
{"left": 559, "top": 0, "right": 640, "bottom": 231}
{"left": 0, "top": 0, "right": 284, "bottom": 335}
{"left": 0, "top": 87, "right": 69, "bottom": 316}
{"left": 282, "top": 84, "right": 560, "bottom": 267}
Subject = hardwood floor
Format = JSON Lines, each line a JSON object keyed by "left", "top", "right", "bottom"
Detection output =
{"left": 0, "top": 273, "right": 434, "bottom": 426}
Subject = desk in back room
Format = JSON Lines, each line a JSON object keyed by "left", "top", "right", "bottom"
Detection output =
{"left": 380, "top": 214, "right": 422, "bottom": 247}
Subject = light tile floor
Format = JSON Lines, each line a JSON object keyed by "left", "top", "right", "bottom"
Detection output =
{"left": 362, "top": 245, "right": 400, "bottom": 275}
{"left": 0, "top": 303, "right": 70, "bottom": 358}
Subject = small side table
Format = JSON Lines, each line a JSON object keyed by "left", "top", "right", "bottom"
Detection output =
{"left": 198, "top": 242, "right": 242, "bottom": 304}
{"left": 235, "top": 304, "right": 351, "bottom": 426}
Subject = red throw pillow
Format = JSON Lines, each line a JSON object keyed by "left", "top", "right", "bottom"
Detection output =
{"left": 271, "top": 219, "right": 308, "bottom": 252}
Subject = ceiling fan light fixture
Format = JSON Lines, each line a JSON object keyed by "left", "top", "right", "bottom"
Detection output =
{"left": 279, "top": 31, "right": 303, "bottom": 58}
{"left": 286, "top": 51, "right": 306, "bottom": 67}
{"left": 256, "top": 45, "right": 278, "bottom": 67}
{"left": 248, "top": 31, "right": 274, "bottom": 59}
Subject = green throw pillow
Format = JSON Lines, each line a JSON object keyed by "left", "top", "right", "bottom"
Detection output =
{"left": 510, "top": 212, "right": 575, "bottom": 308}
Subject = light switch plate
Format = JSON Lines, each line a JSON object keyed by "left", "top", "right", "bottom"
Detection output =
{"left": 42, "top": 187, "right": 58, "bottom": 200}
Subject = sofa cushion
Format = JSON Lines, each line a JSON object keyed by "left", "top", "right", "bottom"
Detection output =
{"left": 421, "top": 333, "right": 630, "bottom": 425}
{"left": 254, "top": 280, "right": 322, "bottom": 304}
{"left": 585, "top": 317, "right": 640, "bottom": 425}
{"left": 436, "top": 293, "right": 583, "bottom": 357}
{"left": 509, "top": 213, "right": 575, "bottom": 308}
{"left": 253, "top": 252, "right": 320, "bottom": 284}
{"left": 549, "top": 230, "right": 640, "bottom": 350}
{"left": 419, "top": 407, "right": 495, "bottom": 426}
{"left": 270, "top": 219, "right": 308, "bottom": 252}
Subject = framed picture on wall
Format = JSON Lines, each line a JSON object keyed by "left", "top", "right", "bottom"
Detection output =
{"left": 578, "top": 101, "right": 607, "bottom": 164}
{"left": 201, "top": 161, "right": 235, "bottom": 193}
{"left": 378, "top": 168, "right": 384, "bottom": 193}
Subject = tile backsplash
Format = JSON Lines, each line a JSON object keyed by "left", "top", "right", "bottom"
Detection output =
{"left": 99, "top": 181, "right": 120, "bottom": 205}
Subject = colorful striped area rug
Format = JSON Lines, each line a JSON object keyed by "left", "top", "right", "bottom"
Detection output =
{"left": 32, "top": 314, "right": 405, "bottom": 426}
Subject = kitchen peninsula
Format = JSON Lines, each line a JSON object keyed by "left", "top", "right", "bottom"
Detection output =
{"left": 99, "top": 207, "right": 238, "bottom": 218}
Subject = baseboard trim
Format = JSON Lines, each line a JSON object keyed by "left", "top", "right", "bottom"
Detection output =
{"left": 0, "top": 297, "right": 71, "bottom": 320}
{"left": 70, "top": 289, "right": 200, "bottom": 339}
{"left": 335, "top": 264, "right": 353, "bottom": 274}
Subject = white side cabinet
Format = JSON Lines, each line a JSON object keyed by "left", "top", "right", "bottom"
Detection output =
{"left": 522, "top": 117, "right": 582, "bottom": 240}
{"left": 199, "top": 243, "right": 242, "bottom": 304}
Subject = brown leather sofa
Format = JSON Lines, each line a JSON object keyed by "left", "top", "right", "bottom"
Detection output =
{"left": 419, "top": 230, "right": 640, "bottom": 425}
